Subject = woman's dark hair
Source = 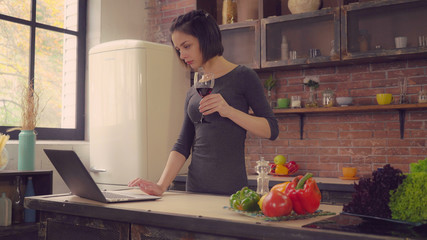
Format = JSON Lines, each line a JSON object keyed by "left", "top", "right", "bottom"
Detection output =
{"left": 170, "top": 10, "right": 224, "bottom": 64}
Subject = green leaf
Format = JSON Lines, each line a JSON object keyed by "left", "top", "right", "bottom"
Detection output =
{"left": 264, "top": 74, "right": 277, "bottom": 91}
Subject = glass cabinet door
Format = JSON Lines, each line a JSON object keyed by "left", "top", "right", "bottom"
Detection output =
{"left": 341, "top": 0, "right": 427, "bottom": 61}
{"left": 220, "top": 20, "right": 260, "bottom": 69}
{"left": 261, "top": 7, "right": 340, "bottom": 68}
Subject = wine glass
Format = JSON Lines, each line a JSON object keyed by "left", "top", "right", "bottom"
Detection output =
{"left": 194, "top": 68, "right": 215, "bottom": 123}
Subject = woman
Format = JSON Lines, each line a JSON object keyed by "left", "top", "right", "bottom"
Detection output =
{"left": 129, "top": 10, "right": 278, "bottom": 195}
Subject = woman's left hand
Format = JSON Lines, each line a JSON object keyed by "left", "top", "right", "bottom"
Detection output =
{"left": 199, "top": 93, "right": 232, "bottom": 118}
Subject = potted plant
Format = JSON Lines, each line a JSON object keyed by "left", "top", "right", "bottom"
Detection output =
{"left": 264, "top": 74, "right": 277, "bottom": 108}
{"left": 303, "top": 76, "right": 319, "bottom": 108}
{"left": 8, "top": 82, "right": 40, "bottom": 171}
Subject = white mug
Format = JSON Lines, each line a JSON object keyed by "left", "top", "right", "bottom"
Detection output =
{"left": 395, "top": 36, "right": 407, "bottom": 48}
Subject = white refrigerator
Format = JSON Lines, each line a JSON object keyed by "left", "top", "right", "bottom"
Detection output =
{"left": 88, "top": 40, "right": 189, "bottom": 186}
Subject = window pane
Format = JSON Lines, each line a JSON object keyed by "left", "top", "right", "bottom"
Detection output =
{"left": 35, "top": 29, "right": 77, "bottom": 129}
{"left": 0, "top": 21, "right": 30, "bottom": 127}
{"left": 36, "top": 0, "right": 78, "bottom": 31}
{"left": 0, "top": 0, "right": 31, "bottom": 20}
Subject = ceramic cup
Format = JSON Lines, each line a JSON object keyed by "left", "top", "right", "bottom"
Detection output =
{"left": 342, "top": 167, "right": 357, "bottom": 178}
{"left": 277, "top": 98, "right": 290, "bottom": 108}
{"left": 376, "top": 93, "right": 394, "bottom": 105}
{"left": 395, "top": 36, "right": 407, "bottom": 48}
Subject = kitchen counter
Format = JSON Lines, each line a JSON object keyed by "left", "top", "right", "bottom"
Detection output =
{"left": 24, "top": 190, "right": 406, "bottom": 240}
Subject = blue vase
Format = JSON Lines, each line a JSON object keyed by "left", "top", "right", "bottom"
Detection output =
{"left": 18, "top": 130, "right": 36, "bottom": 171}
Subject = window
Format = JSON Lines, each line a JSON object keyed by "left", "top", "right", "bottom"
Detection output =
{"left": 0, "top": 0, "right": 87, "bottom": 140}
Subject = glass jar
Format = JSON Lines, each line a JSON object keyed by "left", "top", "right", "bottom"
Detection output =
{"left": 322, "top": 88, "right": 335, "bottom": 107}
{"left": 305, "top": 87, "right": 318, "bottom": 108}
{"left": 291, "top": 96, "right": 301, "bottom": 108}
{"left": 0, "top": 148, "right": 8, "bottom": 171}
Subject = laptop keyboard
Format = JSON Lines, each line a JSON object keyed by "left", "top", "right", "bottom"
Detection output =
{"left": 102, "top": 191, "right": 135, "bottom": 199}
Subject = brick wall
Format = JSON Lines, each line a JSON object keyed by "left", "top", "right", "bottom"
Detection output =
{"left": 145, "top": 0, "right": 196, "bottom": 44}
{"left": 248, "top": 60, "right": 427, "bottom": 177}
{"left": 150, "top": 0, "right": 427, "bottom": 178}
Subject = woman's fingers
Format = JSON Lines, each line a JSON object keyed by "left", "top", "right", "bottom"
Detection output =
{"left": 200, "top": 94, "right": 230, "bottom": 117}
{"left": 128, "top": 178, "right": 142, "bottom": 187}
{"left": 128, "top": 178, "right": 163, "bottom": 196}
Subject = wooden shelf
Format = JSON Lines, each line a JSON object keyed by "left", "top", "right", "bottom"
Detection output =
{"left": 269, "top": 103, "right": 427, "bottom": 139}
{"left": 272, "top": 103, "right": 427, "bottom": 114}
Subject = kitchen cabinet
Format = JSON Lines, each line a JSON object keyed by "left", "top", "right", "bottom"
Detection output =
{"left": 220, "top": 20, "right": 261, "bottom": 69}
{"left": 198, "top": 0, "right": 427, "bottom": 69}
{"left": 341, "top": 0, "right": 427, "bottom": 62}
{"left": 261, "top": 7, "right": 341, "bottom": 68}
{"left": 198, "top": 0, "right": 280, "bottom": 68}
{"left": 0, "top": 170, "right": 52, "bottom": 240}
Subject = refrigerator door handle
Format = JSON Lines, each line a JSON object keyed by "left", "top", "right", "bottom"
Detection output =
{"left": 89, "top": 167, "right": 107, "bottom": 173}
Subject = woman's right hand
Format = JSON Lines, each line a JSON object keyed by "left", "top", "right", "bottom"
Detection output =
{"left": 128, "top": 178, "right": 164, "bottom": 196}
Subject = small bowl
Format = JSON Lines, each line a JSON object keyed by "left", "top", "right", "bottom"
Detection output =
{"left": 336, "top": 97, "right": 353, "bottom": 106}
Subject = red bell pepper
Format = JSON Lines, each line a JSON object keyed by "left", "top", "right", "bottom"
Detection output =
{"left": 269, "top": 162, "right": 276, "bottom": 174}
{"left": 284, "top": 173, "right": 321, "bottom": 215}
{"left": 285, "top": 161, "right": 299, "bottom": 175}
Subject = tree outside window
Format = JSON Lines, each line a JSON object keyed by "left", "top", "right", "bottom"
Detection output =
{"left": 0, "top": 0, "right": 86, "bottom": 140}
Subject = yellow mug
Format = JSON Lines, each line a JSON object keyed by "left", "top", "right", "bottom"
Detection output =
{"left": 342, "top": 167, "right": 357, "bottom": 178}
{"left": 376, "top": 93, "right": 394, "bottom": 105}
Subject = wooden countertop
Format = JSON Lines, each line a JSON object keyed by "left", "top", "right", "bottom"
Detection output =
{"left": 25, "top": 190, "right": 400, "bottom": 240}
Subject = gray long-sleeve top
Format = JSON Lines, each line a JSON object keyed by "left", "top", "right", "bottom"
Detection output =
{"left": 172, "top": 65, "right": 279, "bottom": 195}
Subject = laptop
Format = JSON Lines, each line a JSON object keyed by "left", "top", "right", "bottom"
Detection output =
{"left": 43, "top": 149, "right": 161, "bottom": 203}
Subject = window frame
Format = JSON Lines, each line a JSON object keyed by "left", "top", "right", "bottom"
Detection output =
{"left": 0, "top": 0, "right": 87, "bottom": 140}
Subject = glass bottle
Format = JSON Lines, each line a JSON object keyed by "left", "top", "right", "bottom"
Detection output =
{"left": 358, "top": 30, "right": 369, "bottom": 52}
{"left": 255, "top": 157, "right": 270, "bottom": 196}
{"left": 0, "top": 192, "right": 12, "bottom": 226}
{"left": 281, "top": 35, "right": 288, "bottom": 61}
{"left": 24, "top": 177, "right": 36, "bottom": 223}
{"left": 11, "top": 176, "right": 24, "bottom": 224}
{"left": 222, "top": 0, "right": 237, "bottom": 24}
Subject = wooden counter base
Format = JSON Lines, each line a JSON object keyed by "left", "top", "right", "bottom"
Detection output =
{"left": 25, "top": 191, "right": 399, "bottom": 240}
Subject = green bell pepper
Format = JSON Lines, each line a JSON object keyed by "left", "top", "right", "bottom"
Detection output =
{"left": 229, "top": 187, "right": 260, "bottom": 212}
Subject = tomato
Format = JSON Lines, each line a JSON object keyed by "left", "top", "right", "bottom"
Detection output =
{"left": 262, "top": 190, "right": 293, "bottom": 217}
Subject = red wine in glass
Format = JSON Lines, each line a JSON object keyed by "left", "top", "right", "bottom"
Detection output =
{"left": 194, "top": 69, "right": 215, "bottom": 123}
{"left": 196, "top": 87, "right": 213, "bottom": 97}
